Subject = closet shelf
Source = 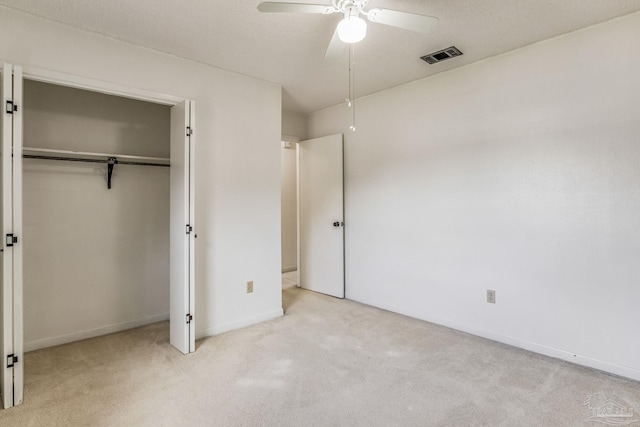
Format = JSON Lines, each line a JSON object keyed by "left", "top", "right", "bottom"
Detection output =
{"left": 22, "top": 146, "right": 170, "bottom": 189}
{"left": 23, "top": 147, "right": 170, "bottom": 164}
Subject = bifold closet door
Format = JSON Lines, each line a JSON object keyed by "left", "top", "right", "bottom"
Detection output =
{"left": 170, "top": 100, "right": 195, "bottom": 354}
{"left": 1, "top": 63, "right": 23, "bottom": 409}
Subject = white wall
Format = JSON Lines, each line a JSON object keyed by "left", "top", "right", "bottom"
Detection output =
{"left": 22, "top": 81, "right": 170, "bottom": 351}
{"left": 307, "top": 11, "right": 640, "bottom": 380}
{"left": 282, "top": 110, "right": 307, "bottom": 141}
{"left": 280, "top": 110, "right": 306, "bottom": 272}
{"left": 0, "top": 7, "right": 283, "bottom": 341}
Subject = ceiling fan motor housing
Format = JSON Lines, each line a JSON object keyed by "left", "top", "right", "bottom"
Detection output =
{"left": 332, "top": 0, "right": 370, "bottom": 13}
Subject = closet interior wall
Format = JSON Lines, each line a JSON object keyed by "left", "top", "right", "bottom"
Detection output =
{"left": 23, "top": 80, "right": 171, "bottom": 351}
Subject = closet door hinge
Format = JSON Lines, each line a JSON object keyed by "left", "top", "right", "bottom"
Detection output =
{"left": 6, "top": 354, "right": 18, "bottom": 369}
{"left": 5, "top": 234, "right": 18, "bottom": 247}
{"left": 186, "top": 314, "right": 193, "bottom": 324}
{"left": 5, "top": 101, "right": 18, "bottom": 114}
{"left": 186, "top": 127, "right": 193, "bottom": 136}
{"left": 186, "top": 224, "right": 193, "bottom": 234}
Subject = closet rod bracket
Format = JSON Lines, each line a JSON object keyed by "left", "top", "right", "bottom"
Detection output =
{"left": 107, "top": 157, "right": 118, "bottom": 189}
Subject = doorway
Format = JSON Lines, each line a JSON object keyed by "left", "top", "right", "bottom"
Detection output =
{"left": 280, "top": 134, "right": 345, "bottom": 308}
{"left": 281, "top": 138, "right": 299, "bottom": 311}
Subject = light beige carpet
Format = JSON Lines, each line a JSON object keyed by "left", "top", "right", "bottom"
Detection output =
{"left": 0, "top": 279, "right": 638, "bottom": 426}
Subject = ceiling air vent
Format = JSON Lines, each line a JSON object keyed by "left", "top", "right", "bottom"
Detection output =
{"left": 421, "top": 46, "right": 463, "bottom": 64}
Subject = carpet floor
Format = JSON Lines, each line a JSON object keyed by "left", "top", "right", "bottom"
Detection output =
{"left": 0, "top": 274, "right": 638, "bottom": 426}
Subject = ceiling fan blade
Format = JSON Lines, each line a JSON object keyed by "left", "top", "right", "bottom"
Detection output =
{"left": 367, "top": 8, "right": 438, "bottom": 33}
{"left": 324, "top": 26, "right": 345, "bottom": 60}
{"left": 257, "top": 2, "right": 337, "bottom": 14}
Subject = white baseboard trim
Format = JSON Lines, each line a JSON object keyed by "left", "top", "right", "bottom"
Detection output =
{"left": 282, "top": 267, "right": 297, "bottom": 273}
{"left": 356, "top": 298, "right": 640, "bottom": 382}
{"left": 196, "top": 308, "right": 284, "bottom": 339}
{"left": 24, "top": 313, "right": 170, "bottom": 352}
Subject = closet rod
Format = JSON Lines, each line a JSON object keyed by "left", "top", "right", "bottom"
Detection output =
{"left": 23, "top": 154, "right": 169, "bottom": 190}
{"left": 22, "top": 154, "right": 170, "bottom": 168}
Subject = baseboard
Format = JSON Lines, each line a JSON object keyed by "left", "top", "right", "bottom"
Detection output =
{"left": 196, "top": 308, "right": 284, "bottom": 339}
{"left": 24, "top": 312, "right": 170, "bottom": 352}
{"left": 282, "top": 266, "right": 297, "bottom": 273}
{"left": 356, "top": 298, "right": 640, "bottom": 382}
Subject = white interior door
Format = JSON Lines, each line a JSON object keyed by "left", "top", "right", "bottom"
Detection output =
{"left": 170, "top": 100, "right": 195, "bottom": 354}
{"left": 298, "top": 134, "right": 344, "bottom": 298}
{"left": 1, "top": 63, "right": 23, "bottom": 409}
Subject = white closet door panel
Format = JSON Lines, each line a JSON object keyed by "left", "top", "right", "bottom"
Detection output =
{"left": 11, "top": 65, "right": 23, "bottom": 406}
{"left": 1, "top": 63, "right": 23, "bottom": 408}
{"left": 187, "top": 102, "right": 195, "bottom": 353}
{"left": 170, "top": 100, "right": 194, "bottom": 354}
{"left": 1, "top": 62, "right": 14, "bottom": 409}
{"left": 298, "top": 134, "right": 345, "bottom": 298}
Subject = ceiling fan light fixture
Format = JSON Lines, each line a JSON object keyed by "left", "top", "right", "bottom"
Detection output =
{"left": 337, "top": 15, "right": 367, "bottom": 43}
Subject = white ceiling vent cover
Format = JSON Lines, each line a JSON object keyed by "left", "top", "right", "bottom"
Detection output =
{"left": 421, "top": 46, "right": 463, "bottom": 64}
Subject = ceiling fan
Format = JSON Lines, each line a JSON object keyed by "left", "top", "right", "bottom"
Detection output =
{"left": 257, "top": 0, "right": 438, "bottom": 59}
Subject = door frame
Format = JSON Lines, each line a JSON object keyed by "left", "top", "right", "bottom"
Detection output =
{"left": 2, "top": 64, "right": 196, "bottom": 407}
{"left": 21, "top": 66, "right": 183, "bottom": 106}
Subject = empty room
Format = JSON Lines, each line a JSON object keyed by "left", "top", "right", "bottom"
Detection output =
{"left": 0, "top": 1, "right": 639, "bottom": 426}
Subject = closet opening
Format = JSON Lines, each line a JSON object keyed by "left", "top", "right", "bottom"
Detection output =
{"left": 22, "top": 79, "right": 171, "bottom": 352}
{"left": 21, "top": 78, "right": 194, "bottom": 354}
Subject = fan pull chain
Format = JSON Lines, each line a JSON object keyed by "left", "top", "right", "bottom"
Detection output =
{"left": 345, "top": 44, "right": 352, "bottom": 108}
{"left": 348, "top": 44, "right": 356, "bottom": 132}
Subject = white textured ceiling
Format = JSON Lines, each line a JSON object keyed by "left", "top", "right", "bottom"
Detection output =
{"left": 2, "top": 0, "right": 640, "bottom": 113}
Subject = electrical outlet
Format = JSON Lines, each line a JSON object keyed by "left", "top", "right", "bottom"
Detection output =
{"left": 246, "top": 280, "right": 254, "bottom": 294}
{"left": 487, "top": 289, "right": 496, "bottom": 304}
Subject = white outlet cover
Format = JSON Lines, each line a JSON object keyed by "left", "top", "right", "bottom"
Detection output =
{"left": 487, "top": 290, "right": 496, "bottom": 304}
